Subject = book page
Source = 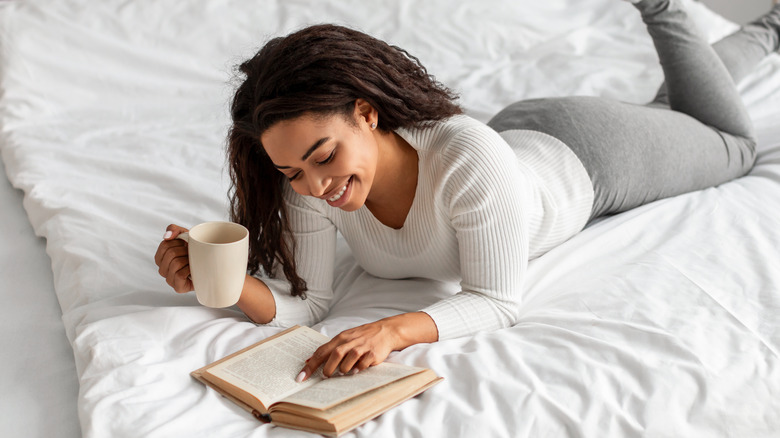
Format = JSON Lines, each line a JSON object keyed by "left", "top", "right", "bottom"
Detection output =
{"left": 206, "top": 326, "right": 328, "bottom": 405}
{"left": 279, "top": 362, "right": 425, "bottom": 410}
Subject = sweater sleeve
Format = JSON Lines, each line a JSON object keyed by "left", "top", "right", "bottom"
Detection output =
{"left": 256, "top": 183, "right": 337, "bottom": 327}
{"left": 420, "top": 125, "right": 532, "bottom": 340}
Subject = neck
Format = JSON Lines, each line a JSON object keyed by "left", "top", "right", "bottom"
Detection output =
{"left": 365, "top": 131, "right": 418, "bottom": 212}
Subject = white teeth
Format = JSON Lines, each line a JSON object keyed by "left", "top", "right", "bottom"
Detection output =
{"left": 328, "top": 183, "right": 348, "bottom": 202}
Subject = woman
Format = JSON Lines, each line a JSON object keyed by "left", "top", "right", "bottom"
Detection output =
{"left": 155, "top": 0, "right": 780, "bottom": 382}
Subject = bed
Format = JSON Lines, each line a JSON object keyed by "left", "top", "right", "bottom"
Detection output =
{"left": 0, "top": 160, "right": 81, "bottom": 437}
{"left": 1, "top": 0, "right": 779, "bottom": 437}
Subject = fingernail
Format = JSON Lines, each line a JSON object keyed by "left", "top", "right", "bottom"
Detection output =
{"left": 164, "top": 231, "right": 173, "bottom": 239}
{"left": 350, "top": 369, "right": 359, "bottom": 375}
{"left": 295, "top": 371, "right": 306, "bottom": 383}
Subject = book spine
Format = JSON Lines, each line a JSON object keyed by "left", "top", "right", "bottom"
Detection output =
{"left": 252, "top": 410, "right": 272, "bottom": 423}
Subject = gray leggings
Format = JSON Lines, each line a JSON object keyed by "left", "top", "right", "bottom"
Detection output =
{"left": 488, "top": 0, "right": 780, "bottom": 219}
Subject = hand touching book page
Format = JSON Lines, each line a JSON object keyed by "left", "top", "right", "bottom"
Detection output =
{"left": 191, "top": 325, "right": 442, "bottom": 436}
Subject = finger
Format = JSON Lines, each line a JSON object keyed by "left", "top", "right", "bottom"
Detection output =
{"left": 155, "top": 239, "right": 186, "bottom": 270}
{"left": 164, "top": 251, "right": 191, "bottom": 291}
{"left": 298, "top": 341, "right": 339, "bottom": 382}
{"left": 353, "top": 351, "right": 378, "bottom": 372}
{"left": 338, "top": 346, "right": 364, "bottom": 374}
{"left": 165, "top": 257, "right": 191, "bottom": 293}
{"left": 172, "top": 264, "right": 193, "bottom": 293}
{"left": 154, "top": 240, "right": 167, "bottom": 266}
{"left": 322, "top": 341, "right": 360, "bottom": 378}
{"left": 154, "top": 235, "right": 187, "bottom": 266}
{"left": 157, "top": 243, "right": 188, "bottom": 277}
{"left": 163, "top": 224, "right": 189, "bottom": 240}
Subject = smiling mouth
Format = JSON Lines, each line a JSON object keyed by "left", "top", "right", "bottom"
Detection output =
{"left": 329, "top": 183, "right": 347, "bottom": 202}
{"left": 327, "top": 177, "right": 351, "bottom": 203}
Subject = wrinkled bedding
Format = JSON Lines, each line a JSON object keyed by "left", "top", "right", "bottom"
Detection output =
{"left": 1, "top": 0, "right": 779, "bottom": 436}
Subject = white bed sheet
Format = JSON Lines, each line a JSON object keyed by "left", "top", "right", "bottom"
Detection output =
{"left": 0, "top": 160, "right": 80, "bottom": 437}
{"left": 1, "top": 0, "right": 779, "bottom": 437}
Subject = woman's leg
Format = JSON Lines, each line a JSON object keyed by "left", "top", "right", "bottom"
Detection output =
{"left": 635, "top": 0, "right": 754, "bottom": 138}
{"left": 488, "top": 1, "right": 780, "bottom": 218}
{"left": 649, "top": 2, "right": 780, "bottom": 114}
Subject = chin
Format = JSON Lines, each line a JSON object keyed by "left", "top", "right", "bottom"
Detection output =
{"left": 340, "top": 200, "right": 364, "bottom": 212}
{"left": 340, "top": 179, "right": 367, "bottom": 212}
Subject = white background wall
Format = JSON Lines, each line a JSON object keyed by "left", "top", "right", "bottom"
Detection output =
{"left": 700, "top": 0, "right": 773, "bottom": 24}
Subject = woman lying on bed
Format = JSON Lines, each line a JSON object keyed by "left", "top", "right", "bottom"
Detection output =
{"left": 156, "top": 0, "right": 780, "bottom": 383}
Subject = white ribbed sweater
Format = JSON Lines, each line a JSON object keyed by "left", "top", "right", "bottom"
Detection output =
{"left": 262, "top": 115, "right": 593, "bottom": 340}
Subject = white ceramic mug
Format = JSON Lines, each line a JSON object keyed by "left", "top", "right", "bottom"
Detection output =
{"left": 177, "top": 221, "right": 249, "bottom": 308}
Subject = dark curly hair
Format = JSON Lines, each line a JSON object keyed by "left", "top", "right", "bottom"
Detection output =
{"left": 227, "top": 24, "right": 462, "bottom": 299}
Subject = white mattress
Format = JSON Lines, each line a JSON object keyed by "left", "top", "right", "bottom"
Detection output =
{"left": 0, "top": 160, "right": 80, "bottom": 436}
{"left": 1, "top": 0, "right": 779, "bottom": 437}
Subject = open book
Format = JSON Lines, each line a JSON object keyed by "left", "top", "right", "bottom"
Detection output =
{"left": 191, "top": 325, "right": 442, "bottom": 436}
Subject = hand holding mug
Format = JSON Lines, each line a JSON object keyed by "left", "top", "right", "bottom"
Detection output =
{"left": 155, "top": 221, "right": 249, "bottom": 308}
{"left": 155, "top": 224, "right": 193, "bottom": 294}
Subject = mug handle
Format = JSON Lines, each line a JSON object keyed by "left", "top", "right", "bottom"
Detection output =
{"left": 175, "top": 232, "right": 192, "bottom": 281}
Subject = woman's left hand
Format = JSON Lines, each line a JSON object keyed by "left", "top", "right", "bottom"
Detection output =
{"left": 297, "top": 312, "right": 438, "bottom": 382}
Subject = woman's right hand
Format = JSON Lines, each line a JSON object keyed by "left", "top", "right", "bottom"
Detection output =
{"left": 154, "top": 224, "right": 194, "bottom": 294}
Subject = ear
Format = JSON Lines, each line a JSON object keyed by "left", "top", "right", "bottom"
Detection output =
{"left": 354, "top": 98, "right": 378, "bottom": 130}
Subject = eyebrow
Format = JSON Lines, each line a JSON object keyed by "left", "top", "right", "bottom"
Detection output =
{"left": 273, "top": 137, "right": 330, "bottom": 169}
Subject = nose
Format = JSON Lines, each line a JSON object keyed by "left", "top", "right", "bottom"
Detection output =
{"left": 305, "top": 169, "right": 332, "bottom": 198}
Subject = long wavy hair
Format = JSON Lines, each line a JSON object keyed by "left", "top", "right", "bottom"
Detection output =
{"left": 227, "top": 24, "right": 462, "bottom": 299}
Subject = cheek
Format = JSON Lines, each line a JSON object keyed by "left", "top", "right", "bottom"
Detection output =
{"left": 352, "top": 140, "right": 378, "bottom": 175}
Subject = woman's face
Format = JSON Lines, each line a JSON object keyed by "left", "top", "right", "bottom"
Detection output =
{"left": 260, "top": 105, "right": 379, "bottom": 212}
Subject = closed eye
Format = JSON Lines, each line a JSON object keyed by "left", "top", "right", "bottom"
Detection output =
{"left": 286, "top": 147, "right": 335, "bottom": 181}
{"left": 316, "top": 149, "right": 335, "bottom": 165}
{"left": 287, "top": 170, "right": 302, "bottom": 181}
